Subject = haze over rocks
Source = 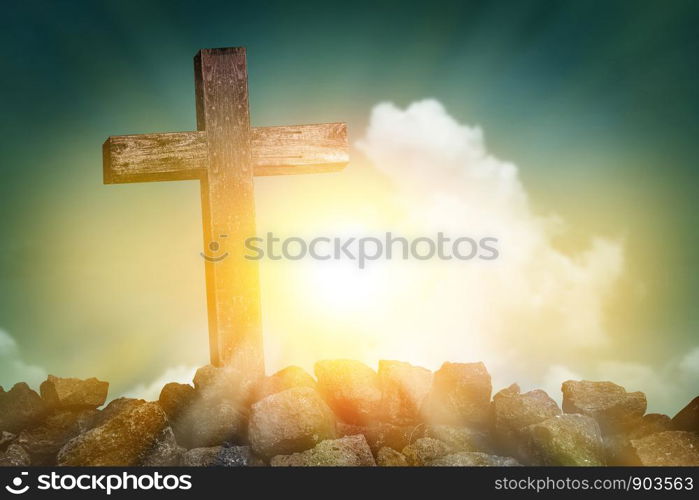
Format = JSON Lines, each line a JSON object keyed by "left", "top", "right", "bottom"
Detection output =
{"left": 0, "top": 361, "right": 698, "bottom": 466}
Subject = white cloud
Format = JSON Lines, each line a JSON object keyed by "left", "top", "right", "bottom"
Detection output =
{"left": 354, "top": 100, "right": 624, "bottom": 373}
{"left": 350, "top": 100, "right": 699, "bottom": 414}
{"left": 120, "top": 365, "right": 197, "bottom": 402}
{"left": 679, "top": 347, "right": 699, "bottom": 376}
{"left": 0, "top": 328, "right": 46, "bottom": 390}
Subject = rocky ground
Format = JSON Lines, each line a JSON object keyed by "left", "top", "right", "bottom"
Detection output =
{"left": 1, "top": 361, "right": 698, "bottom": 466}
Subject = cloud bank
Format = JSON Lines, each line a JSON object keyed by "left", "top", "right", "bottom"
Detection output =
{"left": 355, "top": 100, "right": 623, "bottom": 379}
{"left": 352, "top": 100, "right": 696, "bottom": 411}
{"left": 0, "top": 328, "right": 46, "bottom": 390}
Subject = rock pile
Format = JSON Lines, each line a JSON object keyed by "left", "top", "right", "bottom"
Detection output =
{"left": 1, "top": 360, "right": 698, "bottom": 466}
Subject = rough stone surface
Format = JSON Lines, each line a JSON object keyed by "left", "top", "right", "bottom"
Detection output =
{"left": 248, "top": 387, "right": 336, "bottom": 458}
{"left": 57, "top": 401, "right": 167, "bottom": 466}
{"left": 0, "top": 383, "right": 48, "bottom": 433}
{"left": 337, "top": 422, "right": 425, "bottom": 454}
{"left": 402, "top": 437, "right": 453, "bottom": 466}
{"left": 193, "top": 364, "right": 256, "bottom": 404}
{"left": 377, "top": 446, "right": 409, "bottom": 466}
{"left": 521, "top": 414, "right": 605, "bottom": 466}
{"left": 629, "top": 413, "right": 672, "bottom": 439}
{"left": 141, "top": 427, "right": 184, "bottom": 466}
{"left": 182, "top": 445, "right": 257, "bottom": 466}
{"left": 17, "top": 409, "right": 98, "bottom": 465}
{"left": 378, "top": 360, "right": 432, "bottom": 425}
{"left": 629, "top": 431, "right": 699, "bottom": 466}
{"left": 254, "top": 366, "right": 316, "bottom": 403}
{"left": 216, "top": 446, "right": 261, "bottom": 467}
{"left": 492, "top": 384, "right": 561, "bottom": 457}
{"left": 562, "top": 380, "right": 646, "bottom": 434}
{"left": 181, "top": 366, "right": 254, "bottom": 448}
{"left": 421, "top": 362, "right": 492, "bottom": 428}
{"left": 428, "top": 452, "right": 520, "bottom": 466}
{"left": 0, "top": 431, "right": 16, "bottom": 450}
{"left": 177, "top": 398, "right": 247, "bottom": 449}
{"left": 40, "top": 375, "right": 108, "bottom": 409}
{"left": 182, "top": 446, "right": 223, "bottom": 466}
{"left": 270, "top": 435, "right": 375, "bottom": 466}
{"left": 96, "top": 398, "right": 144, "bottom": 426}
{"left": 0, "top": 444, "right": 31, "bottom": 466}
{"left": 2, "top": 362, "right": 696, "bottom": 466}
{"left": 158, "top": 383, "right": 196, "bottom": 420}
{"left": 426, "top": 425, "right": 491, "bottom": 453}
{"left": 603, "top": 434, "right": 636, "bottom": 466}
{"left": 672, "top": 396, "right": 699, "bottom": 433}
{"left": 315, "top": 360, "right": 382, "bottom": 425}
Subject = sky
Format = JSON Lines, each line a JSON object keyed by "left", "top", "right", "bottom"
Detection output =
{"left": 0, "top": 0, "right": 698, "bottom": 413}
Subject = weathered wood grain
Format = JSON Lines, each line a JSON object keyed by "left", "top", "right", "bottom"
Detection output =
{"left": 103, "top": 131, "right": 207, "bottom": 184}
{"left": 103, "top": 123, "right": 348, "bottom": 183}
{"left": 194, "top": 47, "right": 263, "bottom": 372}
{"left": 252, "top": 122, "right": 348, "bottom": 175}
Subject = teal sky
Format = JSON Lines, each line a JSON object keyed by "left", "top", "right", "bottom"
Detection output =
{"left": 1, "top": 0, "right": 698, "bottom": 407}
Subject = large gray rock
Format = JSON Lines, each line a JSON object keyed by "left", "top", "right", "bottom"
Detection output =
{"left": 428, "top": 452, "right": 520, "bottom": 466}
{"left": 315, "top": 360, "right": 382, "bottom": 425}
{"left": 402, "top": 437, "right": 453, "bottom": 466}
{"left": 254, "top": 366, "right": 317, "bottom": 403}
{"left": 337, "top": 422, "right": 426, "bottom": 454}
{"left": 630, "top": 413, "right": 673, "bottom": 439}
{"left": 193, "top": 364, "right": 256, "bottom": 404}
{"left": 182, "top": 447, "right": 223, "bottom": 467}
{"left": 158, "top": 383, "right": 196, "bottom": 420}
{"left": 520, "top": 414, "right": 605, "bottom": 466}
{"left": 603, "top": 413, "right": 672, "bottom": 466}
{"left": 0, "top": 431, "right": 16, "bottom": 449}
{"left": 378, "top": 360, "right": 432, "bottom": 425}
{"left": 421, "top": 362, "right": 492, "bottom": 428}
{"left": 95, "top": 398, "right": 144, "bottom": 426}
{"left": 595, "top": 414, "right": 671, "bottom": 465}
{"left": 492, "top": 384, "right": 561, "bottom": 457}
{"left": 562, "top": 380, "right": 646, "bottom": 434}
{"left": 672, "top": 396, "right": 699, "bottom": 433}
{"left": 270, "top": 435, "right": 376, "bottom": 466}
{"left": 175, "top": 397, "right": 246, "bottom": 449}
{"left": 248, "top": 387, "right": 336, "bottom": 458}
{"left": 57, "top": 401, "right": 167, "bottom": 466}
{"left": 602, "top": 434, "right": 634, "bottom": 466}
{"left": 158, "top": 382, "right": 247, "bottom": 448}
{"left": 0, "top": 444, "right": 30, "bottom": 466}
{"left": 182, "top": 445, "right": 258, "bottom": 466}
{"left": 158, "top": 383, "right": 197, "bottom": 447}
{"left": 215, "top": 446, "right": 262, "bottom": 467}
{"left": 17, "top": 409, "right": 98, "bottom": 465}
{"left": 0, "top": 383, "right": 48, "bottom": 433}
{"left": 426, "top": 425, "right": 491, "bottom": 453}
{"left": 629, "top": 431, "right": 699, "bottom": 466}
{"left": 141, "top": 427, "right": 184, "bottom": 466}
{"left": 377, "top": 447, "right": 409, "bottom": 466}
{"left": 184, "top": 365, "right": 252, "bottom": 447}
{"left": 40, "top": 375, "right": 108, "bottom": 409}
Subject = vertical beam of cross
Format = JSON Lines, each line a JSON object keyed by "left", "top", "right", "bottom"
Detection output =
{"left": 194, "top": 48, "right": 261, "bottom": 372}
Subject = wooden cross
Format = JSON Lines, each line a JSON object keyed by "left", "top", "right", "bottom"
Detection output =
{"left": 102, "top": 47, "right": 348, "bottom": 376}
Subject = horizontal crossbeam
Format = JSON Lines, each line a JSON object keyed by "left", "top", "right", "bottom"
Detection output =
{"left": 103, "top": 122, "right": 348, "bottom": 184}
